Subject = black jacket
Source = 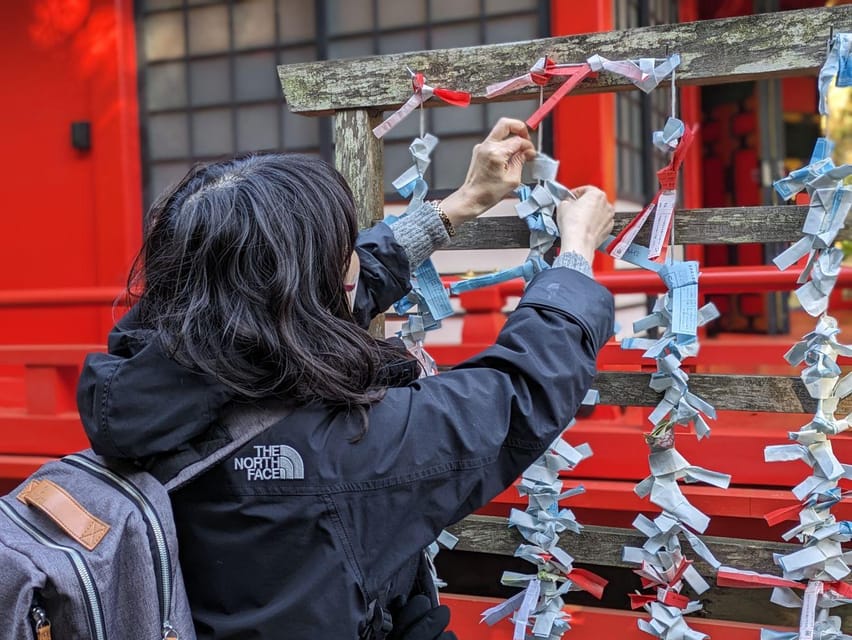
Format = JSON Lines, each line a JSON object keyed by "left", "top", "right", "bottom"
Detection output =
{"left": 77, "top": 222, "right": 614, "bottom": 639}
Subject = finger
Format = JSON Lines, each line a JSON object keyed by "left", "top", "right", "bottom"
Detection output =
{"left": 500, "top": 136, "right": 536, "bottom": 160}
{"left": 486, "top": 117, "right": 531, "bottom": 142}
{"left": 508, "top": 146, "right": 536, "bottom": 169}
{"left": 570, "top": 185, "right": 602, "bottom": 196}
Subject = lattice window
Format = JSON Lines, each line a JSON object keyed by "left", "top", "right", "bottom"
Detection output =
{"left": 136, "top": 0, "right": 549, "bottom": 206}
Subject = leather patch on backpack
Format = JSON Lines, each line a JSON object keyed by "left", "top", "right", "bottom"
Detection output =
{"left": 17, "top": 479, "right": 110, "bottom": 551}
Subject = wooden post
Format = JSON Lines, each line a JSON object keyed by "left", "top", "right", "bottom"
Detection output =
{"left": 334, "top": 108, "right": 386, "bottom": 338}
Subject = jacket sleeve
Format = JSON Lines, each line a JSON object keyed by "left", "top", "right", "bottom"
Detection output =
{"left": 351, "top": 203, "right": 450, "bottom": 329}
{"left": 327, "top": 266, "right": 614, "bottom": 594}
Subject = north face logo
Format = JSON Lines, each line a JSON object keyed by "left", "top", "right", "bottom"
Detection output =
{"left": 233, "top": 445, "right": 305, "bottom": 480}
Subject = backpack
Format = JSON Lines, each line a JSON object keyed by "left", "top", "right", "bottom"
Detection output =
{"left": 0, "top": 402, "right": 288, "bottom": 640}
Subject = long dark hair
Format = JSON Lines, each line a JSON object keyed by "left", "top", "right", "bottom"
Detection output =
{"left": 129, "top": 153, "right": 415, "bottom": 420}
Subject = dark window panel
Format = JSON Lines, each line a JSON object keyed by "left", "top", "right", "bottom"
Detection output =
{"left": 486, "top": 0, "right": 538, "bottom": 14}
{"left": 237, "top": 105, "right": 280, "bottom": 152}
{"left": 432, "top": 135, "right": 479, "bottom": 190}
{"left": 148, "top": 113, "right": 190, "bottom": 160}
{"left": 378, "top": 0, "right": 427, "bottom": 28}
{"left": 433, "top": 103, "right": 484, "bottom": 135}
{"left": 328, "top": 36, "right": 373, "bottom": 60}
{"left": 146, "top": 61, "right": 187, "bottom": 110}
{"left": 280, "top": 45, "right": 318, "bottom": 64}
{"left": 151, "top": 161, "right": 192, "bottom": 199}
{"left": 191, "top": 109, "right": 235, "bottom": 157}
{"left": 379, "top": 107, "right": 422, "bottom": 142}
{"left": 430, "top": 0, "right": 480, "bottom": 21}
{"left": 485, "top": 15, "right": 537, "bottom": 45}
{"left": 379, "top": 30, "right": 427, "bottom": 55}
{"left": 326, "top": 0, "right": 374, "bottom": 35}
{"left": 487, "top": 101, "right": 529, "bottom": 125}
{"left": 282, "top": 108, "right": 320, "bottom": 148}
{"left": 235, "top": 52, "right": 281, "bottom": 102}
{"left": 431, "top": 22, "right": 480, "bottom": 49}
{"left": 278, "top": 0, "right": 316, "bottom": 42}
{"left": 189, "top": 57, "right": 231, "bottom": 106}
{"left": 383, "top": 141, "right": 414, "bottom": 194}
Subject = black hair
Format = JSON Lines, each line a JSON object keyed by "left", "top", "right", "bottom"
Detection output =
{"left": 128, "top": 153, "right": 417, "bottom": 427}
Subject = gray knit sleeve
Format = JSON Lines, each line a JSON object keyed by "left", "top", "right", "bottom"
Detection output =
{"left": 551, "top": 250, "right": 594, "bottom": 279}
{"left": 389, "top": 202, "right": 450, "bottom": 269}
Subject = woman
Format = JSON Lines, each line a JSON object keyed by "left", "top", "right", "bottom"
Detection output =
{"left": 77, "top": 118, "right": 615, "bottom": 639}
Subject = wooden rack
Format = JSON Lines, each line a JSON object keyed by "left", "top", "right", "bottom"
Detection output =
{"left": 279, "top": 6, "right": 852, "bottom": 635}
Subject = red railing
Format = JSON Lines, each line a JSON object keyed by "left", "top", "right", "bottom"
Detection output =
{"left": 2, "top": 265, "right": 851, "bottom": 308}
{"left": 2, "top": 266, "right": 851, "bottom": 524}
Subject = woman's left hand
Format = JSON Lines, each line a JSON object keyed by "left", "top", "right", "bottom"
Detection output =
{"left": 439, "top": 118, "right": 537, "bottom": 228}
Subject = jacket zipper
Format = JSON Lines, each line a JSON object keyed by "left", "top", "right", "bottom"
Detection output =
{"left": 63, "top": 454, "right": 176, "bottom": 639}
{"left": 0, "top": 500, "right": 106, "bottom": 640}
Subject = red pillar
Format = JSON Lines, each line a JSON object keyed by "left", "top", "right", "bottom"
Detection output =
{"left": 550, "top": 0, "right": 615, "bottom": 274}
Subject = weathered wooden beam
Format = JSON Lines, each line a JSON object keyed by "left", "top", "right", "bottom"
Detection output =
{"left": 446, "top": 205, "right": 851, "bottom": 250}
{"left": 334, "top": 109, "right": 385, "bottom": 338}
{"left": 447, "top": 515, "right": 796, "bottom": 575}
{"left": 279, "top": 7, "right": 850, "bottom": 114}
{"left": 594, "top": 371, "right": 852, "bottom": 415}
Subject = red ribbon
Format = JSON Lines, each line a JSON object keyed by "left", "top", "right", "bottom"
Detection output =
{"left": 525, "top": 58, "right": 594, "bottom": 130}
{"left": 628, "top": 593, "right": 658, "bottom": 610}
{"left": 412, "top": 72, "right": 471, "bottom": 107}
{"left": 566, "top": 568, "right": 608, "bottom": 600}
{"left": 658, "top": 588, "right": 692, "bottom": 609}
{"left": 716, "top": 568, "right": 803, "bottom": 590}
{"left": 608, "top": 124, "right": 697, "bottom": 262}
{"left": 764, "top": 502, "right": 810, "bottom": 527}
{"left": 717, "top": 570, "right": 852, "bottom": 600}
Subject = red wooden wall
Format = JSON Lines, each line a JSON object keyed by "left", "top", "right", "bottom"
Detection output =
{"left": 0, "top": 0, "right": 141, "bottom": 346}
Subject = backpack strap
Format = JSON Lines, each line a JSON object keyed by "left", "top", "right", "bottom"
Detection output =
{"left": 146, "top": 399, "right": 291, "bottom": 493}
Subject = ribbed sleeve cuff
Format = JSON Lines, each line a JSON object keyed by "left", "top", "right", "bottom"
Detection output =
{"left": 389, "top": 202, "right": 450, "bottom": 269}
{"left": 552, "top": 250, "right": 593, "bottom": 279}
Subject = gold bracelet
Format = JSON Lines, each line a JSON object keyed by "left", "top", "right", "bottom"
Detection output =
{"left": 430, "top": 200, "right": 455, "bottom": 237}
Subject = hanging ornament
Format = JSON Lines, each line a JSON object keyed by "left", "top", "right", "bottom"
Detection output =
{"left": 372, "top": 69, "right": 470, "bottom": 139}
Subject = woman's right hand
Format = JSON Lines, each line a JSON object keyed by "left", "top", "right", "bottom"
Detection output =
{"left": 556, "top": 186, "right": 615, "bottom": 264}
{"left": 439, "top": 118, "right": 536, "bottom": 229}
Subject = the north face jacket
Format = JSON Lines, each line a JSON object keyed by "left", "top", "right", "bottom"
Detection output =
{"left": 77, "top": 204, "right": 614, "bottom": 639}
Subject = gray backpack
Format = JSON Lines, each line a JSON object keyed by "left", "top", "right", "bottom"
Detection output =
{"left": 0, "top": 404, "right": 285, "bottom": 640}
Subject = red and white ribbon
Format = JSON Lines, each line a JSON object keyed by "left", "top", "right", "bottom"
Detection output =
{"left": 372, "top": 71, "right": 470, "bottom": 139}
{"left": 608, "top": 124, "right": 696, "bottom": 261}
{"left": 485, "top": 56, "right": 551, "bottom": 98}
{"left": 486, "top": 57, "right": 593, "bottom": 130}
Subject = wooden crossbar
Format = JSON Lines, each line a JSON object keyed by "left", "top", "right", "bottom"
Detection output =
{"left": 447, "top": 515, "right": 795, "bottom": 575}
{"left": 278, "top": 7, "right": 850, "bottom": 115}
{"left": 595, "top": 371, "right": 852, "bottom": 415}
{"left": 450, "top": 205, "right": 850, "bottom": 250}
